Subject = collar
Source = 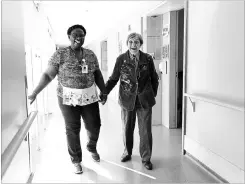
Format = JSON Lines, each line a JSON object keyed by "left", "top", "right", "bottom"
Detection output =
{"left": 129, "top": 51, "right": 140, "bottom": 60}
{"left": 69, "top": 46, "right": 84, "bottom": 53}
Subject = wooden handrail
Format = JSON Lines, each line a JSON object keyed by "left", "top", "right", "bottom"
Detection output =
{"left": 184, "top": 93, "right": 245, "bottom": 112}
{"left": 1, "top": 111, "right": 38, "bottom": 177}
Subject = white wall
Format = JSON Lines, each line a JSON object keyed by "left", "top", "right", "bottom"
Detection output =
{"left": 184, "top": 1, "right": 244, "bottom": 183}
{"left": 1, "top": 1, "right": 28, "bottom": 154}
{"left": 22, "top": 1, "right": 56, "bottom": 115}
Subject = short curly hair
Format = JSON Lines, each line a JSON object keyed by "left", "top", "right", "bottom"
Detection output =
{"left": 126, "top": 32, "right": 143, "bottom": 45}
{"left": 67, "top": 24, "right": 86, "bottom": 36}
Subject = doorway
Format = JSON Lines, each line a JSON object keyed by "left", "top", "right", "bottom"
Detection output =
{"left": 159, "top": 8, "right": 184, "bottom": 129}
{"left": 175, "top": 9, "right": 184, "bottom": 128}
{"left": 101, "top": 40, "right": 108, "bottom": 71}
{"left": 146, "top": 15, "right": 163, "bottom": 126}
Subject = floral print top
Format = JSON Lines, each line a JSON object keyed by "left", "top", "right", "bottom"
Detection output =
{"left": 48, "top": 46, "right": 99, "bottom": 98}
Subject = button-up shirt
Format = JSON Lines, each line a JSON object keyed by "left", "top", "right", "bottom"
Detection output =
{"left": 129, "top": 51, "right": 140, "bottom": 61}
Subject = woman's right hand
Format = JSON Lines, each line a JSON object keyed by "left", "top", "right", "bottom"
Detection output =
{"left": 28, "top": 93, "right": 37, "bottom": 105}
{"left": 99, "top": 93, "right": 107, "bottom": 105}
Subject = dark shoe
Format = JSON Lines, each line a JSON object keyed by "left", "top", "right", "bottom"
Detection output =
{"left": 121, "top": 155, "right": 131, "bottom": 162}
{"left": 73, "top": 163, "right": 83, "bottom": 174}
{"left": 143, "top": 161, "right": 153, "bottom": 170}
{"left": 91, "top": 151, "right": 100, "bottom": 162}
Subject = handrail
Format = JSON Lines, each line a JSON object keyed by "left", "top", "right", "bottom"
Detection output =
{"left": 1, "top": 111, "right": 38, "bottom": 178}
{"left": 184, "top": 93, "right": 245, "bottom": 112}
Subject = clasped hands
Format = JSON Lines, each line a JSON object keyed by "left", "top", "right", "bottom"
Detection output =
{"left": 99, "top": 93, "right": 108, "bottom": 105}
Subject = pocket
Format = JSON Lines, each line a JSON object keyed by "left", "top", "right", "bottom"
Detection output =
{"left": 138, "top": 86, "right": 156, "bottom": 108}
{"left": 139, "top": 64, "right": 148, "bottom": 71}
{"left": 119, "top": 86, "right": 135, "bottom": 110}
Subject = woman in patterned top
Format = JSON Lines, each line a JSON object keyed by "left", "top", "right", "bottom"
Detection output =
{"left": 28, "top": 24, "right": 108, "bottom": 174}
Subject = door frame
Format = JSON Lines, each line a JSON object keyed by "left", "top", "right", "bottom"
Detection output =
{"left": 181, "top": 0, "right": 189, "bottom": 155}
{"left": 174, "top": 8, "right": 185, "bottom": 129}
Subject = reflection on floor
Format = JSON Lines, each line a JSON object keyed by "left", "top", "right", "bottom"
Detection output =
{"left": 32, "top": 97, "right": 220, "bottom": 183}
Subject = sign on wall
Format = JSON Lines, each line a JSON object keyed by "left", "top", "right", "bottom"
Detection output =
{"left": 162, "top": 24, "right": 169, "bottom": 37}
{"left": 162, "top": 44, "right": 169, "bottom": 59}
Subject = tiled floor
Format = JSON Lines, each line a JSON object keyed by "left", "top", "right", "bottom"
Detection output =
{"left": 32, "top": 97, "right": 220, "bottom": 183}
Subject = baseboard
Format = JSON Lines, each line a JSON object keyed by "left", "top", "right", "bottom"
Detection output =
{"left": 184, "top": 135, "right": 244, "bottom": 183}
{"left": 185, "top": 152, "right": 228, "bottom": 183}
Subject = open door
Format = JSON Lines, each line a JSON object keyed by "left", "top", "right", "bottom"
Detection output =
{"left": 146, "top": 15, "right": 163, "bottom": 126}
{"left": 101, "top": 40, "right": 108, "bottom": 71}
{"left": 101, "top": 40, "right": 108, "bottom": 81}
{"left": 159, "top": 9, "right": 184, "bottom": 129}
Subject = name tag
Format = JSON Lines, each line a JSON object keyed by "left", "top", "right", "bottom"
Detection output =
{"left": 82, "top": 65, "right": 88, "bottom": 73}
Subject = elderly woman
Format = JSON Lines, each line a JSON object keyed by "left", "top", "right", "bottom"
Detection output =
{"left": 28, "top": 24, "right": 107, "bottom": 174}
{"left": 102, "top": 32, "right": 159, "bottom": 170}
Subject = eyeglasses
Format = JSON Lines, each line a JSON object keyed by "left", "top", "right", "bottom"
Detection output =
{"left": 128, "top": 40, "right": 140, "bottom": 45}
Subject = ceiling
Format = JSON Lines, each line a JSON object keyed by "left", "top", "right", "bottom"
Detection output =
{"left": 39, "top": 0, "right": 184, "bottom": 46}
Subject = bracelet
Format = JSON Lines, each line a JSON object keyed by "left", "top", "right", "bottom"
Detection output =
{"left": 33, "top": 91, "right": 38, "bottom": 95}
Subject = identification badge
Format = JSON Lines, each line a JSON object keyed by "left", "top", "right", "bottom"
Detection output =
{"left": 82, "top": 65, "right": 88, "bottom": 73}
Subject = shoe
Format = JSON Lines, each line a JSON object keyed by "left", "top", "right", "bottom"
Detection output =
{"left": 73, "top": 163, "right": 83, "bottom": 174}
{"left": 121, "top": 155, "right": 131, "bottom": 162}
{"left": 143, "top": 161, "right": 153, "bottom": 170}
{"left": 91, "top": 151, "right": 100, "bottom": 162}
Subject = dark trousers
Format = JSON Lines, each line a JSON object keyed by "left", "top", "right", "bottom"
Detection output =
{"left": 121, "top": 98, "right": 153, "bottom": 163}
{"left": 58, "top": 96, "right": 101, "bottom": 164}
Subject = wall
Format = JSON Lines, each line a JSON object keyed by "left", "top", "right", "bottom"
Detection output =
{"left": 1, "top": 2, "right": 57, "bottom": 180}
{"left": 184, "top": 1, "right": 244, "bottom": 183}
{"left": 1, "top": 1, "right": 28, "bottom": 154}
{"left": 22, "top": 1, "right": 56, "bottom": 115}
{"left": 21, "top": 2, "right": 57, "bottom": 166}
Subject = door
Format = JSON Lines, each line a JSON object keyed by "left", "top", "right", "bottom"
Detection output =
{"left": 101, "top": 40, "right": 108, "bottom": 71}
{"left": 146, "top": 15, "right": 163, "bottom": 126}
{"left": 160, "top": 10, "right": 184, "bottom": 129}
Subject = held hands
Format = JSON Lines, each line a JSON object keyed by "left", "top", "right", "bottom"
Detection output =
{"left": 99, "top": 93, "right": 108, "bottom": 105}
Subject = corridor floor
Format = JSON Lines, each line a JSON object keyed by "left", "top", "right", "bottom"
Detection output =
{"left": 32, "top": 97, "right": 220, "bottom": 183}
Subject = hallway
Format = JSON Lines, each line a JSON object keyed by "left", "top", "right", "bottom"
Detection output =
{"left": 31, "top": 97, "right": 219, "bottom": 183}
{"left": 1, "top": 1, "right": 244, "bottom": 183}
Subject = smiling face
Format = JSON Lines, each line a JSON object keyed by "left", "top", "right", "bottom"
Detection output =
{"left": 127, "top": 36, "right": 142, "bottom": 56}
{"left": 68, "top": 28, "right": 85, "bottom": 50}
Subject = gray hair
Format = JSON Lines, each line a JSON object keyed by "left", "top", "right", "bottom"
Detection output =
{"left": 126, "top": 32, "right": 143, "bottom": 45}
